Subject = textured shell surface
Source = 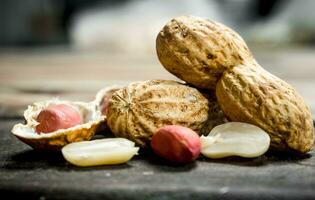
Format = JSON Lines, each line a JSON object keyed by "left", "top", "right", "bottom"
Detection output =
{"left": 216, "top": 65, "right": 314, "bottom": 153}
{"left": 11, "top": 99, "right": 105, "bottom": 150}
{"left": 107, "top": 80, "right": 225, "bottom": 147}
{"left": 156, "top": 15, "right": 254, "bottom": 89}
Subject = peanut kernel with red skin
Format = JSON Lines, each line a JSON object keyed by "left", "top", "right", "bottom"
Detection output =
{"left": 151, "top": 125, "right": 201, "bottom": 163}
{"left": 36, "top": 104, "right": 82, "bottom": 134}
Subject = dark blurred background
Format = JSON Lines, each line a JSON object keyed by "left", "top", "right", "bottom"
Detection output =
{"left": 1, "top": 0, "right": 315, "bottom": 49}
{"left": 0, "top": 0, "right": 315, "bottom": 118}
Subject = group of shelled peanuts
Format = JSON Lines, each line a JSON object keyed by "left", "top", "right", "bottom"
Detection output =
{"left": 12, "top": 16, "right": 314, "bottom": 167}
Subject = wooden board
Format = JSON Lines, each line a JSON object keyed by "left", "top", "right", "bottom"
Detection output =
{"left": 1, "top": 120, "right": 315, "bottom": 200}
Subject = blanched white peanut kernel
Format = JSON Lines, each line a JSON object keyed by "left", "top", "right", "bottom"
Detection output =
{"left": 62, "top": 138, "right": 139, "bottom": 167}
{"left": 201, "top": 122, "right": 270, "bottom": 158}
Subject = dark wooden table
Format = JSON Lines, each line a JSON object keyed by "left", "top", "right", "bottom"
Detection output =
{"left": 0, "top": 48, "right": 315, "bottom": 199}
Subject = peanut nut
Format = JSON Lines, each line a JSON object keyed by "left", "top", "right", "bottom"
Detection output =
{"left": 62, "top": 138, "right": 139, "bottom": 167}
{"left": 201, "top": 122, "right": 270, "bottom": 158}
{"left": 36, "top": 104, "right": 82, "bottom": 134}
{"left": 151, "top": 125, "right": 201, "bottom": 163}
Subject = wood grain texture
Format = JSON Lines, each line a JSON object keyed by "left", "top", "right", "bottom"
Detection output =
{"left": 1, "top": 120, "right": 315, "bottom": 200}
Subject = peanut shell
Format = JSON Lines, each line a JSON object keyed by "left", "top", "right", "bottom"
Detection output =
{"left": 11, "top": 99, "right": 105, "bottom": 151}
{"left": 106, "top": 80, "right": 225, "bottom": 147}
{"left": 156, "top": 15, "right": 253, "bottom": 89}
{"left": 216, "top": 65, "right": 314, "bottom": 153}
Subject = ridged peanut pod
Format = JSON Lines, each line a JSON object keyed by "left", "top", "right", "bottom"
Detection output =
{"left": 157, "top": 15, "right": 314, "bottom": 153}
{"left": 106, "top": 80, "right": 225, "bottom": 147}
{"left": 156, "top": 15, "right": 253, "bottom": 90}
{"left": 216, "top": 65, "right": 314, "bottom": 153}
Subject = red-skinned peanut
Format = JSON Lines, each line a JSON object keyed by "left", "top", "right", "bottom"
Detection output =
{"left": 36, "top": 104, "right": 82, "bottom": 134}
{"left": 151, "top": 125, "right": 201, "bottom": 163}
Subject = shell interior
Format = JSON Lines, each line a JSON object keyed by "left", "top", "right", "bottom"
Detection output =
{"left": 94, "top": 85, "right": 124, "bottom": 112}
{"left": 12, "top": 98, "right": 104, "bottom": 139}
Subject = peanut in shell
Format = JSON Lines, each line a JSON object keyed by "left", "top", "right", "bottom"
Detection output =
{"left": 156, "top": 15, "right": 253, "bottom": 90}
{"left": 157, "top": 15, "right": 314, "bottom": 153}
{"left": 216, "top": 65, "right": 314, "bottom": 153}
{"left": 106, "top": 80, "right": 225, "bottom": 147}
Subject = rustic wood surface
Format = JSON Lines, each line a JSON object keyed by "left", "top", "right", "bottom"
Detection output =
{"left": 0, "top": 47, "right": 315, "bottom": 199}
{"left": 1, "top": 120, "right": 315, "bottom": 200}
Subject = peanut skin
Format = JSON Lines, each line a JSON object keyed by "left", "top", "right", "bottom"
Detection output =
{"left": 36, "top": 104, "right": 82, "bottom": 134}
{"left": 151, "top": 125, "right": 201, "bottom": 163}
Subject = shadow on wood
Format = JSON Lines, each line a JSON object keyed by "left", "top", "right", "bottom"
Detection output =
{"left": 2, "top": 149, "right": 133, "bottom": 171}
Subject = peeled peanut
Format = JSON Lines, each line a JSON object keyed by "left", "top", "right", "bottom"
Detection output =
{"left": 201, "top": 122, "right": 270, "bottom": 158}
{"left": 151, "top": 125, "right": 201, "bottom": 163}
{"left": 62, "top": 138, "right": 139, "bottom": 167}
{"left": 36, "top": 104, "right": 82, "bottom": 134}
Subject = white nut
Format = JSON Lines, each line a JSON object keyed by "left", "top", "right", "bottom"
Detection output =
{"left": 201, "top": 122, "right": 270, "bottom": 158}
{"left": 62, "top": 138, "right": 139, "bottom": 167}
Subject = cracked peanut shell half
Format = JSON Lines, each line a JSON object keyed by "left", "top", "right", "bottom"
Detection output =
{"left": 11, "top": 99, "right": 105, "bottom": 150}
{"left": 106, "top": 80, "right": 225, "bottom": 147}
{"left": 216, "top": 65, "right": 314, "bottom": 153}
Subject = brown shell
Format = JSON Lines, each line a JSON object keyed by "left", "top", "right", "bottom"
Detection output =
{"left": 106, "top": 80, "right": 225, "bottom": 147}
{"left": 11, "top": 99, "right": 105, "bottom": 151}
{"left": 156, "top": 15, "right": 254, "bottom": 90}
{"left": 216, "top": 65, "right": 314, "bottom": 153}
{"left": 14, "top": 121, "right": 101, "bottom": 151}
